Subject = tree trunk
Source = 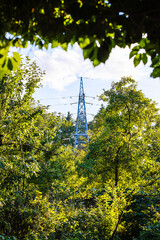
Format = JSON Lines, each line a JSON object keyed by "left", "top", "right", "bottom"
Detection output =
{"left": 114, "top": 147, "right": 121, "bottom": 187}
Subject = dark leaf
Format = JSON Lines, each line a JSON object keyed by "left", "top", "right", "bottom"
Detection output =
{"left": 150, "top": 66, "right": 160, "bottom": 78}
{"left": 142, "top": 53, "right": 147, "bottom": 65}
{"left": 7, "top": 58, "right": 13, "bottom": 70}
{"left": 2, "top": 59, "right": 6, "bottom": 68}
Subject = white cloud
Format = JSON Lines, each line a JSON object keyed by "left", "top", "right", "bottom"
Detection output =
{"left": 34, "top": 44, "right": 92, "bottom": 91}
{"left": 17, "top": 43, "right": 160, "bottom": 116}
{"left": 84, "top": 46, "right": 152, "bottom": 82}
{"left": 33, "top": 44, "right": 152, "bottom": 91}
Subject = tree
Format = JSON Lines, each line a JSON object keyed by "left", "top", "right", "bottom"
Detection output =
{"left": 0, "top": 0, "right": 160, "bottom": 77}
{"left": 0, "top": 58, "right": 59, "bottom": 239}
{"left": 0, "top": 57, "right": 85, "bottom": 239}
{"left": 76, "top": 77, "right": 160, "bottom": 239}
{"left": 81, "top": 77, "right": 159, "bottom": 187}
{"left": 56, "top": 112, "right": 76, "bottom": 147}
{"left": 1, "top": 53, "right": 160, "bottom": 239}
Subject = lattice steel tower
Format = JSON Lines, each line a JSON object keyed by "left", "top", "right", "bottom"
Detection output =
{"left": 75, "top": 77, "right": 89, "bottom": 148}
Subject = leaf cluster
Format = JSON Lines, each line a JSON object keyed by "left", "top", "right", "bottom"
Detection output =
{"left": 0, "top": 1, "right": 160, "bottom": 76}
{"left": 0, "top": 69, "right": 160, "bottom": 240}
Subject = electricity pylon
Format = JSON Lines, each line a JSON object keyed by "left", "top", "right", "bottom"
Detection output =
{"left": 75, "top": 77, "right": 89, "bottom": 148}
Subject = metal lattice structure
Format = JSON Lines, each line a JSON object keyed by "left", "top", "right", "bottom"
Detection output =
{"left": 75, "top": 77, "right": 89, "bottom": 148}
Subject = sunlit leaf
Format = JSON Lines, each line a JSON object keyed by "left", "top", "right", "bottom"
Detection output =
{"left": 133, "top": 53, "right": 141, "bottom": 67}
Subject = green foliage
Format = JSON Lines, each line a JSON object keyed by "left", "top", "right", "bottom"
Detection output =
{"left": 76, "top": 77, "right": 160, "bottom": 239}
{"left": 56, "top": 112, "right": 76, "bottom": 147}
{"left": 0, "top": 58, "right": 60, "bottom": 239}
{"left": 0, "top": 58, "right": 85, "bottom": 239}
{"left": 0, "top": 39, "right": 22, "bottom": 78}
{"left": 116, "top": 190, "right": 160, "bottom": 240}
{"left": 0, "top": 63, "right": 160, "bottom": 239}
{"left": 0, "top": 190, "right": 56, "bottom": 239}
{"left": 0, "top": 1, "right": 160, "bottom": 75}
{"left": 129, "top": 37, "right": 160, "bottom": 77}
{"left": 81, "top": 77, "right": 159, "bottom": 187}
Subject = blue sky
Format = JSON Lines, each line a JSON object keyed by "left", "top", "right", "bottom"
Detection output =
{"left": 18, "top": 43, "right": 160, "bottom": 121}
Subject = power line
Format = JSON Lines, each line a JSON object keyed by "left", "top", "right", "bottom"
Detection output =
{"left": 38, "top": 95, "right": 97, "bottom": 101}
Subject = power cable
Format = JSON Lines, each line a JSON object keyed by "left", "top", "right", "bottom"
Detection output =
{"left": 39, "top": 95, "right": 97, "bottom": 101}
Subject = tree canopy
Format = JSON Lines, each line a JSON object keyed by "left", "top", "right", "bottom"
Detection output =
{"left": 1, "top": 0, "right": 160, "bottom": 77}
{"left": 82, "top": 77, "right": 160, "bottom": 186}
{"left": 0, "top": 65, "right": 160, "bottom": 239}
{"left": 0, "top": 3, "right": 160, "bottom": 237}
